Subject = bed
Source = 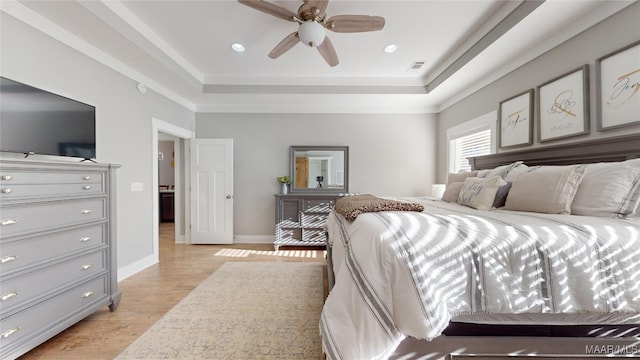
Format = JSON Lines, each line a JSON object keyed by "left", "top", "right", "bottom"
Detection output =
{"left": 320, "top": 133, "right": 640, "bottom": 360}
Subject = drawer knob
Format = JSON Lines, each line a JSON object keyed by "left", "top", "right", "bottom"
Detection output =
{"left": 0, "top": 219, "right": 17, "bottom": 226}
{"left": 80, "top": 264, "right": 93, "bottom": 270}
{"left": 1, "top": 188, "right": 12, "bottom": 194}
{"left": 0, "top": 255, "right": 17, "bottom": 264}
{"left": 0, "top": 291, "right": 18, "bottom": 302}
{"left": 80, "top": 236, "right": 92, "bottom": 242}
{"left": 0, "top": 327, "right": 20, "bottom": 339}
{"left": 82, "top": 185, "right": 91, "bottom": 190}
{"left": 80, "top": 209, "right": 93, "bottom": 215}
{"left": 82, "top": 290, "right": 95, "bottom": 298}
{"left": 0, "top": 175, "right": 13, "bottom": 181}
{"left": 82, "top": 176, "right": 91, "bottom": 180}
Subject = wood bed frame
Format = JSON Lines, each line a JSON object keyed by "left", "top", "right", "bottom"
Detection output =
{"left": 386, "top": 133, "right": 640, "bottom": 359}
{"left": 470, "top": 133, "right": 640, "bottom": 170}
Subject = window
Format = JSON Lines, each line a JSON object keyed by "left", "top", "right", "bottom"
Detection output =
{"left": 446, "top": 111, "right": 496, "bottom": 173}
{"left": 450, "top": 129, "right": 491, "bottom": 172}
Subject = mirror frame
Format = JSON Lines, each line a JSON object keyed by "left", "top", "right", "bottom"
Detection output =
{"left": 290, "top": 145, "right": 349, "bottom": 194}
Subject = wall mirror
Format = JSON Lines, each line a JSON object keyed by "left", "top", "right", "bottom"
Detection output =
{"left": 290, "top": 145, "right": 349, "bottom": 194}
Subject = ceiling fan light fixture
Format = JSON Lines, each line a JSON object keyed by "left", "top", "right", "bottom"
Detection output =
{"left": 298, "top": 21, "right": 325, "bottom": 47}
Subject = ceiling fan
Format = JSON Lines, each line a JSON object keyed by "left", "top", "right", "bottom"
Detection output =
{"left": 237, "top": 0, "right": 385, "bottom": 67}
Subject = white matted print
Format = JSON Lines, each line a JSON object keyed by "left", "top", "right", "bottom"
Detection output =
{"left": 498, "top": 89, "right": 533, "bottom": 148}
{"left": 596, "top": 40, "right": 640, "bottom": 130}
{"left": 537, "top": 65, "right": 589, "bottom": 142}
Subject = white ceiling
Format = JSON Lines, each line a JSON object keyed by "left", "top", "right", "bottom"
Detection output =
{"left": 3, "top": 0, "right": 634, "bottom": 113}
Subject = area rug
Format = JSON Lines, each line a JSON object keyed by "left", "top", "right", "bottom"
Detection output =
{"left": 116, "top": 262, "right": 324, "bottom": 359}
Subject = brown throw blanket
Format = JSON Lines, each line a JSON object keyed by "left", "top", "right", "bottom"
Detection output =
{"left": 334, "top": 194, "right": 424, "bottom": 221}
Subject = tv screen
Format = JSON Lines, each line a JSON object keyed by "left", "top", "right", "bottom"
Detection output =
{"left": 0, "top": 77, "right": 96, "bottom": 159}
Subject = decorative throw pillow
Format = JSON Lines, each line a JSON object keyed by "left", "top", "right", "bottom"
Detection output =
{"left": 442, "top": 182, "right": 464, "bottom": 202}
{"left": 505, "top": 166, "right": 586, "bottom": 214}
{"left": 447, "top": 171, "right": 478, "bottom": 185}
{"left": 457, "top": 176, "right": 507, "bottom": 211}
{"left": 571, "top": 158, "right": 640, "bottom": 218}
{"left": 492, "top": 182, "right": 512, "bottom": 208}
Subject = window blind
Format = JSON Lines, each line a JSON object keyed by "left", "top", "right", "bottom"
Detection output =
{"left": 452, "top": 129, "right": 491, "bottom": 172}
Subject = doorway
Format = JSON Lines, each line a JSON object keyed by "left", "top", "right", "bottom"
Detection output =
{"left": 152, "top": 118, "right": 194, "bottom": 263}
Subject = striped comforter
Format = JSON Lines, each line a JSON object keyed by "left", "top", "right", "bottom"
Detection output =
{"left": 320, "top": 198, "right": 640, "bottom": 360}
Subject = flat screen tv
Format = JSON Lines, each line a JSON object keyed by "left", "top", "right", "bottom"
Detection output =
{"left": 0, "top": 76, "right": 96, "bottom": 159}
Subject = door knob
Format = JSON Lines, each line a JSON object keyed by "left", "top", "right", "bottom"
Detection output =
{"left": 226, "top": 194, "right": 232, "bottom": 199}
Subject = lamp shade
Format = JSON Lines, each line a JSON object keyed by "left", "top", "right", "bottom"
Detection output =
{"left": 298, "top": 21, "right": 325, "bottom": 47}
{"left": 431, "top": 184, "right": 446, "bottom": 198}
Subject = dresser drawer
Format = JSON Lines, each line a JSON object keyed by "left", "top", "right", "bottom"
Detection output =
{"left": 0, "top": 225, "right": 106, "bottom": 275}
{"left": 0, "top": 275, "right": 108, "bottom": 357}
{"left": 0, "top": 170, "right": 103, "bottom": 186}
{"left": 0, "top": 250, "right": 106, "bottom": 313}
{"left": 302, "top": 229, "right": 326, "bottom": 243}
{"left": 0, "top": 198, "right": 106, "bottom": 238}
{"left": 0, "top": 182, "right": 104, "bottom": 200}
{"left": 301, "top": 213, "right": 327, "bottom": 228}
{"left": 304, "top": 199, "right": 334, "bottom": 212}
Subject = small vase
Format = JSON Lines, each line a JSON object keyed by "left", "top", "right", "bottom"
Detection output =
{"left": 280, "top": 183, "right": 288, "bottom": 194}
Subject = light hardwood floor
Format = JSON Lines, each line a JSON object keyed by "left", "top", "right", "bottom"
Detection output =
{"left": 18, "top": 223, "right": 326, "bottom": 359}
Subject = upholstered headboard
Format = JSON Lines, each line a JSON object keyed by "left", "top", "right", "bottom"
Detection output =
{"left": 469, "top": 133, "right": 640, "bottom": 170}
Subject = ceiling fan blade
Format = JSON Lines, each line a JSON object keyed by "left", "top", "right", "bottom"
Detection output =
{"left": 268, "top": 32, "right": 300, "bottom": 59}
{"left": 326, "top": 15, "right": 385, "bottom": 33}
{"left": 317, "top": 36, "right": 339, "bottom": 67}
{"left": 305, "top": 0, "right": 329, "bottom": 15}
{"left": 237, "top": 0, "right": 296, "bottom": 21}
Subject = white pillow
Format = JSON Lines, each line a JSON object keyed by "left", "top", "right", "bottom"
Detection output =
{"left": 571, "top": 158, "right": 640, "bottom": 218}
{"left": 504, "top": 163, "right": 530, "bottom": 182}
{"left": 478, "top": 161, "right": 523, "bottom": 179}
{"left": 505, "top": 166, "right": 586, "bottom": 215}
{"left": 446, "top": 171, "right": 478, "bottom": 185}
{"left": 457, "top": 176, "right": 507, "bottom": 211}
{"left": 442, "top": 182, "right": 464, "bottom": 202}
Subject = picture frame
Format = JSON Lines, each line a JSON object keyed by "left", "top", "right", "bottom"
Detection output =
{"left": 536, "top": 65, "right": 589, "bottom": 142}
{"left": 498, "top": 89, "right": 533, "bottom": 149}
{"left": 596, "top": 40, "right": 640, "bottom": 131}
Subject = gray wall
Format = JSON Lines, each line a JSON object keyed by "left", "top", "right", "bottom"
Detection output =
{"left": 1, "top": 13, "right": 195, "bottom": 273}
{"left": 196, "top": 113, "right": 438, "bottom": 239}
{"left": 437, "top": 2, "right": 640, "bottom": 182}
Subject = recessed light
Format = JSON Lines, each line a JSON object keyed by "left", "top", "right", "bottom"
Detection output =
{"left": 136, "top": 83, "right": 147, "bottom": 94}
{"left": 384, "top": 44, "right": 397, "bottom": 53}
{"left": 231, "top": 43, "right": 245, "bottom": 53}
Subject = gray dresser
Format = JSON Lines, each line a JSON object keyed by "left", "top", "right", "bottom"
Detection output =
{"left": 0, "top": 158, "right": 120, "bottom": 359}
{"left": 274, "top": 193, "right": 340, "bottom": 251}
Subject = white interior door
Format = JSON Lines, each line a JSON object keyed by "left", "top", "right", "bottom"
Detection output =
{"left": 190, "top": 139, "right": 233, "bottom": 244}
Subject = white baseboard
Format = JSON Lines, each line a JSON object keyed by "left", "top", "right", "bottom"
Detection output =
{"left": 117, "top": 254, "right": 157, "bottom": 282}
{"left": 234, "top": 235, "right": 275, "bottom": 244}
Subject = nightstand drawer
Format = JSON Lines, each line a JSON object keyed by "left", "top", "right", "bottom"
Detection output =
{"left": 0, "top": 250, "right": 106, "bottom": 313}
{"left": 0, "top": 275, "right": 108, "bottom": 357}
{"left": 0, "top": 224, "right": 106, "bottom": 275}
{"left": 0, "top": 199, "right": 106, "bottom": 238}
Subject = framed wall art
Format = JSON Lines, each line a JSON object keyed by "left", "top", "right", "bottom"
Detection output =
{"left": 596, "top": 40, "right": 640, "bottom": 130}
{"left": 536, "top": 65, "right": 589, "bottom": 142}
{"left": 498, "top": 89, "right": 533, "bottom": 149}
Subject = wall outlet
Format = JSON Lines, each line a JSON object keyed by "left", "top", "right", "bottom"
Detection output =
{"left": 131, "top": 182, "right": 144, "bottom": 192}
